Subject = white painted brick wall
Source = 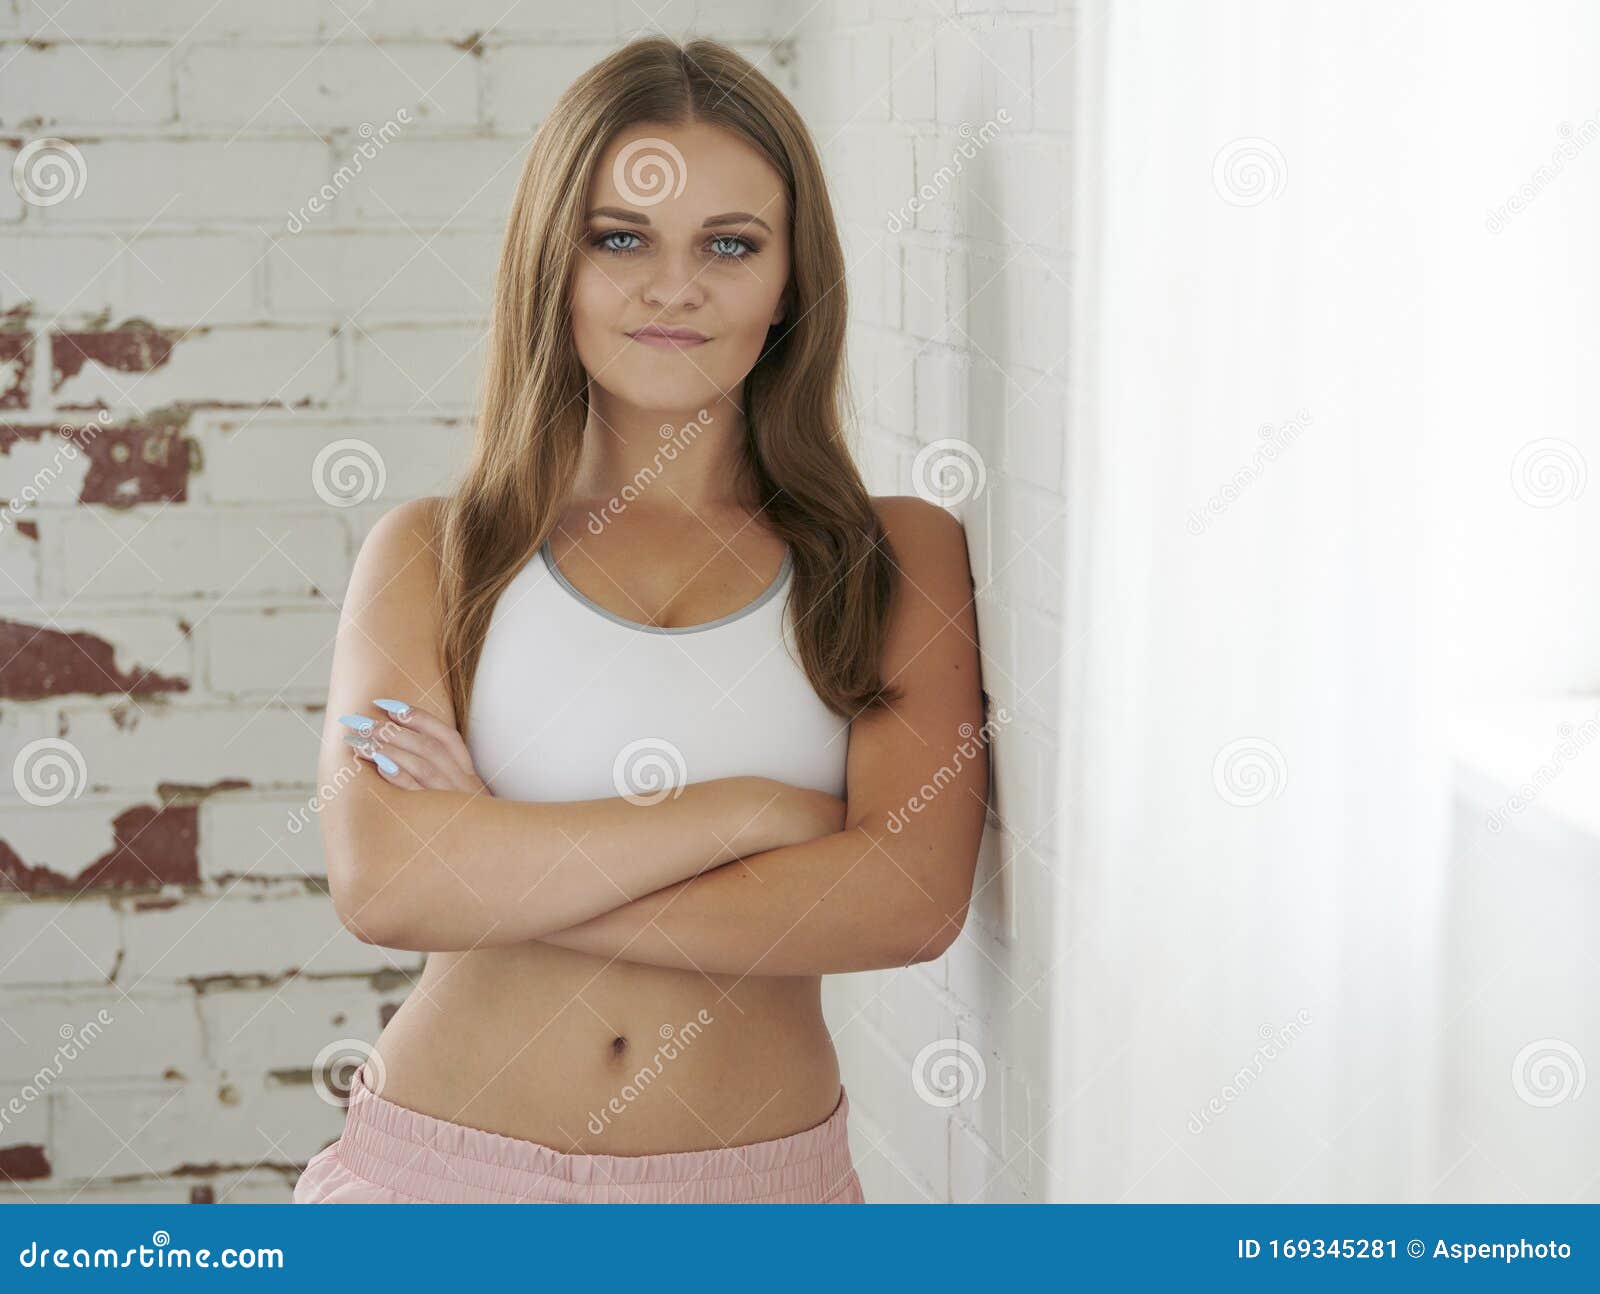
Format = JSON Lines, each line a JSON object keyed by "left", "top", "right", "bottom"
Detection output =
{"left": 0, "top": 0, "right": 1075, "bottom": 1203}
{"left": 794, "top": 0, "right": 1076, "bottom": 1203}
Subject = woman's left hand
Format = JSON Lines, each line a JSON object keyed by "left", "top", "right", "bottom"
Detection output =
{"left": 337, "top": 699, "right": 491, "bottom": 795}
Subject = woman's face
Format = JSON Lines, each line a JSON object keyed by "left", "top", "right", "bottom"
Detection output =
{"left": 570, "top": 120, "right": 791, "bottom": 418}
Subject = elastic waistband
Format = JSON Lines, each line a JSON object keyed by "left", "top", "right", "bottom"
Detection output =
{"left": 336, "top": 1063, "right": 858, "bottom": 1204}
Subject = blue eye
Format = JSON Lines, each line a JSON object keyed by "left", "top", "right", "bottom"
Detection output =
{"left": 594, "top": 230, "right": 644, "bottom": 255}
{"left": 708, "top": 235, "right": 756, "bottom": 261}
{"left": 589, "top": 231, "right": 758, "bottom": 261}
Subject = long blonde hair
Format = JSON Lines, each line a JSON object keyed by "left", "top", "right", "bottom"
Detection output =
{"left": 438, "top": 35, "right": 901, "bottom": 737}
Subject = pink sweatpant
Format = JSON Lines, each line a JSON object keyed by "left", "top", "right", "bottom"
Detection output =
{"left": 292, "top": 1063, "right": 866, "bottom": 1204}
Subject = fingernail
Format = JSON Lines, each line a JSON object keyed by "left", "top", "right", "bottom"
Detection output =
{"left": 374, "top": 752, "right": 399, "bottom": 776}
{"left": 373, "top": 699, "right": 411, "bottom": 718}
{"left": 338, "top": 714, "right": 376, "bottom": 733}
{"left": 342, "top": 732, "right": 377, "bottom": 756}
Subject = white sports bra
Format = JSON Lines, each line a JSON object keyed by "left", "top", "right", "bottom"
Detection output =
{"left": 465, "top": 536, "right": 849, "bottom": 805}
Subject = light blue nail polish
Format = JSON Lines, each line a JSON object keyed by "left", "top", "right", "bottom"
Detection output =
{"left": 373, "top": 698, "right": 411, "bottom": 717}
{"left": 374, "top": 752, "right": 399, "bottom": 776}
{"left": 338, "top": 714, "right": 376, "bottom": 732}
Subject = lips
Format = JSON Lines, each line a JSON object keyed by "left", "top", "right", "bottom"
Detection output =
{"left": 627, "top": 326, "right": 709, "bottom": 349}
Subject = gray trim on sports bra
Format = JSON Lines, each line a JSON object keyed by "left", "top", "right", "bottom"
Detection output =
{"left": 539, "top": 539, "right": 794, "bottom": 636}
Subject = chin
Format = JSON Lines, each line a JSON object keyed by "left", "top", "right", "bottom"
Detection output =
{"left": 604, "top": 372, "right": 728, "bottom": 418}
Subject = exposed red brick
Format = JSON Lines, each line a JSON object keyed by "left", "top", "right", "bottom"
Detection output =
{"left": 15, "top": 520, "right": 37, "bottom": 540}
{"left": 0, "top": 422, "right": 73, "bottom": 453}
{"left": 190, "top": 1184, "right": 216, "bottom": 1203}
{"left": 1, "top": 412, "right": 193, "bottom": 508}
{"left": 0, "top": 616, "right": 189, "bottom": 700}
{"left": 0, "top": 1144, "right": 50, "bottom": 1183}
{"left": 80, "top": 423, "right": 191, "bottom": 507}
{"left": 51, "top": 322, "right": 179, "bottom": 389}
{"left": 379, "top": 1001, "right": 400, "bottom": 1027}
{"left": 0, "top": 332, "right": 30, "bottom": 409}
{"left": 0, "top": 802, "right": 198, "bottom": 895}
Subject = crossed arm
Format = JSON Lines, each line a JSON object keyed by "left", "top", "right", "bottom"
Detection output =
{"left": 321, "top": 495, "right": 989, "bottom": 976}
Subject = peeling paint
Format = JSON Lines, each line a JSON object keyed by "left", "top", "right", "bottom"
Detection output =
{"left": 187, "top": 970, "right": 300, "bottom": 993}
{"left": 0, "top": 422, "right": 76, "bottom": 454}
{"left": 0, "top": 1145, "right": 50, "bottom": 1183}
{"left": 82, "top": 424, "right": 192, "bottom": 507}
{"left": 0, "top": 333, "right": 31, "bottom": 410}
{"left": 169, "top": 1161, "right": 297, "bottom": 1178}
{"left": 154, "top": 780, "right": 251, "bottom": 802}
{"left": 0, "top": 409, "right": 196, "bottom": 508}
{"left": 0, "top": 802, "right": 199, "bottom": 894}
{"left": 267, "top": 1067, "right": 314, "bottom": 1086}
{"left": 0, "top": 616, "right": 190, "bottom": 700}
{"left": 52, "top": 321, "right": 180, "bottom": 389}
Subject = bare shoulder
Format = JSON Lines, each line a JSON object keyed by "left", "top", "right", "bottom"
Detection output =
{"left": 843, "top": 496, "right": 985, "bottom": 853}
{"left": 325, "top": 494, "right": 454, "bottom": 747}
{"left": 357, "top": 495, "right": 446, "bottom": 570}
{"left": 863, "top": 493, "right": 978, "bottom": 692}
{"left": 345, "top": 496, "right": 447, "bottom": 609}
{"left": 868, "top": 493, "right": 974, "bottom": 603}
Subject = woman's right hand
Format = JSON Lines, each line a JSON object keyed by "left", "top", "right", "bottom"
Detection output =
{"left": 736, "top": 777, "right": 847, "bottom": 856}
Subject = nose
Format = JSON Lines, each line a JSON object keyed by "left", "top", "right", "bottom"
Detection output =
{"left": 640, "top": 246, "right": 706, "bottom": 312}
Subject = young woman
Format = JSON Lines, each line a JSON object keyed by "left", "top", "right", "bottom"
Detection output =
{"left": 292, "top": 35, "right": 988, "bottom": 1205}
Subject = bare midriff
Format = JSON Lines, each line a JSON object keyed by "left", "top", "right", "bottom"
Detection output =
{"left": 365, "top": 941, "right": 842, "bottom": 1155}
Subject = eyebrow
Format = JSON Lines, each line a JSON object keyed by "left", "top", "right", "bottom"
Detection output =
{"left": 586, "top": 206, "right": 774, "bottom": 235}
